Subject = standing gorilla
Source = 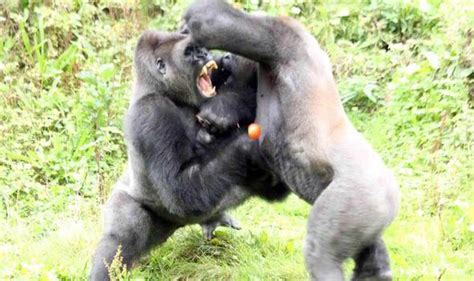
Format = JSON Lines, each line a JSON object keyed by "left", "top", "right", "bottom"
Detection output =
{"left": 185, "top": 1, "right": 400, "bottom": 280}
{"left": 90, "top": 31, "right": 288, "bottom": 280}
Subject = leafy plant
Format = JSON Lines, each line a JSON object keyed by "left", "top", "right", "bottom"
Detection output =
{"left": 0, "top": 0, "right": 472, "bottom": 279}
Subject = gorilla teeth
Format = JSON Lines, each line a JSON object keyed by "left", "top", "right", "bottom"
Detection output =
{"left": 197, "top": 60, "right": 218, "bottom": 97}
{"left": 200, "top": 60, "right": 218, "bottom": 76}
{"left": 200, "top": 66, "right": 208, "bottom": 76}
{"left": 205, "top": 60, "right": 218, "bottom": 70}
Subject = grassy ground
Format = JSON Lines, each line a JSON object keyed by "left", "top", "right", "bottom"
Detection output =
{"left": 0, "top": 0, "right": 473, "bottom": 280}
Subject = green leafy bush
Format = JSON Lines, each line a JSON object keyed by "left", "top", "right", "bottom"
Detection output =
{"left": 0, "top": 0, "right": 472, "bottom": 279}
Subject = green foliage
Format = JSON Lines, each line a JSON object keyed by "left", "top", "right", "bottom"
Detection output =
{"left": 106, "top": 245, "right": 131, "bottom": 281}
{"left": 0, "top": 0, "right": 473, "bottom": 280}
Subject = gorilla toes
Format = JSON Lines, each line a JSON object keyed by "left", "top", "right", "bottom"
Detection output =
{"left": 200, "top": 213, "right": 241, "bottom": 240}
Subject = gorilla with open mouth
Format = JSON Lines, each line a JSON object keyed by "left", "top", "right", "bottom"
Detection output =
{"left": 90, "top": 29, "right": 288, "bottom": 280}
{"left": 184, "top": 1, "right": 399, "bottom": 280}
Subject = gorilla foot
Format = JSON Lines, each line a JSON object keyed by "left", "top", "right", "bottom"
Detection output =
{"left": 352, "top": 239, "right": 393, "bottom": 281}
{"left": 200, "top": 213, "right": 241, "bottom": 240}
{"left": 351, "top": 270, "right": 392, "bottom": 281}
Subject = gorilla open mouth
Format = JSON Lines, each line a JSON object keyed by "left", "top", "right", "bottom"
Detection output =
{"left": 197, "top": 60, "right": 218, "bottom": 97}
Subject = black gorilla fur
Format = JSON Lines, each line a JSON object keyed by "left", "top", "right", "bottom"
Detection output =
{"left": 90, "top": 30, "right": 288, "bottom": 280}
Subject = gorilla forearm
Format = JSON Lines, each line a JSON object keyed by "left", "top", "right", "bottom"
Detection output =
{"left": 185, "top": 0, "right": 278, "bottom": 64}
{"left": 126, "top": 94, "right": 253, "bottom": 217}
{"left": 166, "top": 147, "right": 249, "bottom": 217}
{"left": 148, "top": 140, "right": 253, "bottom": 218}
{"left": 198, "top": 87, "right": 256, "bottom": 133}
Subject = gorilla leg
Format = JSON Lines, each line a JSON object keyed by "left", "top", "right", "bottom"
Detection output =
{"left": 304, "top": 180, "right": 392, "bottom": 281}
{"left": 352, "top": 239, "right": 392, "bottom": 281}
{"left": 90, "top": 190, "right": 178, "bottom": 281}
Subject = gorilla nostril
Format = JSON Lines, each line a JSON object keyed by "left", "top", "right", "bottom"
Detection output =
{"left": 184, "top": 46, "right": 194, "bottom": 57}
{"left": 223, "top": 53, "right": 232, "bottom": 61}
{"left": 193, "top": 48, "right": 211, "bottom": 62}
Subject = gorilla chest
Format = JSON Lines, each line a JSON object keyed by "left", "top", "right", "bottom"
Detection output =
{"left": 178, "top": 108, "right": 201, "bottom": 138}
{"left": 260, "top": 133, "right": 333, "bottom": 203}
{"left": 256, "top": 73, "right": 333, "bottom": 203}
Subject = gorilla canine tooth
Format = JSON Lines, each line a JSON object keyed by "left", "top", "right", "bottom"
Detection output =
{"left": 200, "top": 60, "right": 218, "bottom": 77}
{"left": 200, "top": 66, "right": 208, "bottom": 76}
{"left": 206, "top": 60, "right": 218, "bottom": 70}
{"left": 207, "top": 88, "right": 216, "bottom": 97}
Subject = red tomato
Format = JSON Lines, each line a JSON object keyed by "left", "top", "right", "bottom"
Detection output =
{"left": 248, "top": 123, "right": 261, "bottom": 140}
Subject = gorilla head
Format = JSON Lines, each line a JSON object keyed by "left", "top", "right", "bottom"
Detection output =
{"left": 220, "top": 53, "right": 257, "bottom": 89}
{"left": 211, "top": 53, "right": 257, "bottom": 92}
{"left": 134, "top": 31, "right": 218, "bottom": 107}
{"left": 196, "top": 53, "right": 258, "bottom": 139}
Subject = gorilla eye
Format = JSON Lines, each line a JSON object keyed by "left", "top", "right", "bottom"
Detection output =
{"left": 155, "top": 58, "right": 166, "bottom": 75}
{"left": 184, "top": 46, "right": 194, "bottom": 56}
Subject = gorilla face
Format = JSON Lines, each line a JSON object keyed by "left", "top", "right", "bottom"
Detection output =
{"left": 134, "top": 31, "right": 219, "bottom": 106}
{"left": 211, "top": 53, "right": 257, "bottom": 91}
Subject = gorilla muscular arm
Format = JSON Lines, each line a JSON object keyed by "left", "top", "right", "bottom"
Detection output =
{"left": 126, "top": 94, "right": 254, "bottom": 218}
{"left": 184, "top": 0, "right": 281, "bottom": 65}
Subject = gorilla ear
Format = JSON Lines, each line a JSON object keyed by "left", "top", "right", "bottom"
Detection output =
{"left": 155, "top": 57, "right": 166, "bottom": 75}
{"left": 135, "top": 31, "right": 165, "bottom": 78}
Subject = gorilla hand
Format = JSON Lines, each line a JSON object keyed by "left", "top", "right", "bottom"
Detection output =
{"left": 195, "top": 109, "right": 236, "bottom": 145}
{"left": 196, "top": 126, "right": 216, "bottom": 145}
{"left": 184, "top": 0, "right": 229, "bottom": 47}
{"left": 197, "top": 99, "right": 241, "bottom": 133}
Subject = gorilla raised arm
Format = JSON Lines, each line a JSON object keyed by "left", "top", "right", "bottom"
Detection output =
{"left": 185, "top": 1, "right": 399, "bottom": 280}
{"left": 90, "top": 31, "right": 274, "bottom": 280}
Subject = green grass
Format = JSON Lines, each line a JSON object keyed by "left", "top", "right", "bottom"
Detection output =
{"left": 0, "top": 0, "right": 473, "bottom": 280}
